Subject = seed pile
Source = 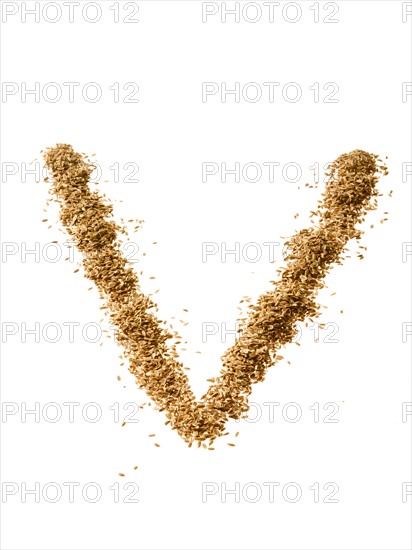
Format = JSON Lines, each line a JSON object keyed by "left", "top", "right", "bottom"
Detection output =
{"left": 43, "top": 144, "right": 388, "bottom": 446}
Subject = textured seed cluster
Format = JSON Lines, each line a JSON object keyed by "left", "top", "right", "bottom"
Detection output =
{"left": 43, "top": 144, "right": 388, "bottom": 447}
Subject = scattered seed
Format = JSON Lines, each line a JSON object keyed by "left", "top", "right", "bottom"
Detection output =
{"left": 43, "top": 145, "right": 388, "bottom": 447}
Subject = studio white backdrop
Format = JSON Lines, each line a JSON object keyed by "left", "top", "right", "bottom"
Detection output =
{"left": 0, "top": 1, "right": 411, "bottom": 549}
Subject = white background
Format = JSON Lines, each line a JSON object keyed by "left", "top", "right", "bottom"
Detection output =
{"left": 1, "top": 1, "right": 411, "bottom": 549}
